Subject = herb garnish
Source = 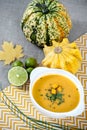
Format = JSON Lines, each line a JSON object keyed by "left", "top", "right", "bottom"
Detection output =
{"left": 45, "top": 84, "right": 64, "bottom": 105}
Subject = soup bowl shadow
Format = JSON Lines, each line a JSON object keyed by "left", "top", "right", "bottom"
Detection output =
{"left": 29, "top": 67, "right": 85, "bottom": 118}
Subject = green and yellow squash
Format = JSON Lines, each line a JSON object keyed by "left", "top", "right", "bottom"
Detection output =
{"left": 21, "top": 0, "right": 72, "bottom": 47}
{"left": 41, "top": 38, "right": 82, "bottom": 74}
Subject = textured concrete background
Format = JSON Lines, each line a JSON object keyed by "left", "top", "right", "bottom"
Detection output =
{"left": 0, "top": 0, "right": 87, "bottom": 89}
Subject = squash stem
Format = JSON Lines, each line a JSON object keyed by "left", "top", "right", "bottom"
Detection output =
{"left": 54, "top": 47, "right": 62, "bottom": 53}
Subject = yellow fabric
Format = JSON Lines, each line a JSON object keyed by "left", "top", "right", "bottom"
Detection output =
{"left": 0, "top": 33, "right": 87, "bottom": 130}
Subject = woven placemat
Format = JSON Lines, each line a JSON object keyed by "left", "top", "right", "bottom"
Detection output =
{"left": 0, "top": 33, "right": 87, "bottom": 130}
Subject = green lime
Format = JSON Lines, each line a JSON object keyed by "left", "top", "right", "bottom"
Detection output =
{"left": 25, "top": 57, "right": 37, "bottom": 68}
{"left": 8, "top": 66, "right": 28, "bottom": 86}
{"left": 12, "top": 60, "right": 24, "bottom": 67}
{"left": 26, "top": 67, "right": 34, "bottom": 76}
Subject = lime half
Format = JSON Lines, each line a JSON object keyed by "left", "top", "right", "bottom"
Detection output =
{"left": 8, "top": 66, "right": 28, "bottom": 86}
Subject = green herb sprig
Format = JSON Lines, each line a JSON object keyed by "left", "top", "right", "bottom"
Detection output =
{"left": 46, "top": 92, "right": 64, "bottom": 105}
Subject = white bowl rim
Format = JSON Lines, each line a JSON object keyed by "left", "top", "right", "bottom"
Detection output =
{"left": 30, "top": 67, "right": 85, "bottom": 118}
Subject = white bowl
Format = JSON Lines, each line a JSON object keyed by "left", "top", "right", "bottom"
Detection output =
{"left": 30, "top": 67, "right": 85, "bottom": 118}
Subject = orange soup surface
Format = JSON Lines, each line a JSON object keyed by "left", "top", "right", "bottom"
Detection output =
{"left": 32, "top": 74, "right": 80, "bottom": 112}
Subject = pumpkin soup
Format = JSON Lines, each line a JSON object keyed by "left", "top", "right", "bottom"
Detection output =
{"left": 32, "top": 74, "right": 80, "bottom": 112}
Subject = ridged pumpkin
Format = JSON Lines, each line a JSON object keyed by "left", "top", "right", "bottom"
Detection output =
{"left": 21, "top": 0, "right": 72, "bottom": 47}
{"left": 41, "top": 38, "right": 82, "bottom": 74}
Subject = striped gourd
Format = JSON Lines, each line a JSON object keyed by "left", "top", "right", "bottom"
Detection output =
{"left": 21, "top": 0, "right": 72, "bottom": 47}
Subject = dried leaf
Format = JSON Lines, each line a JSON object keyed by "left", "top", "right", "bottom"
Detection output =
{"left": 14, "top": 45, "right": 24, "bottom": 59}
{"left": 0, "top": 41, "right": 24, "bottom": 65}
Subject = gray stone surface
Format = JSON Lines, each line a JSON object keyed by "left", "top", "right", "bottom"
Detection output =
{"left": 0, "top": 0, "right": 87, "bottom": 89}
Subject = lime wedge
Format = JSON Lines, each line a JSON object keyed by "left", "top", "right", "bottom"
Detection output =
{"left": 8, "top": 66, "right": 28, "bottom": 86}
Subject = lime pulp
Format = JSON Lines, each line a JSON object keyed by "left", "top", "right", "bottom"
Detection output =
{"left": 8, "top": 66, "right": 28, "bottom": 86}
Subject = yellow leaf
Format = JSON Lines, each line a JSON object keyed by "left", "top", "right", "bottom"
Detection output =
{"left": 13, "top": 45, "right": 24, "bottom": 59}
{"left": 0, "top": 41, "right": 24, "bottom": 65}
